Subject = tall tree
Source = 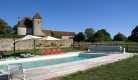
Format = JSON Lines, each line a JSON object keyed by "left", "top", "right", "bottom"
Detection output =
{"left": 84, "top": 28, "right": 95, "bottom": 41}
{"left": 128, "top": 25, "right": 138, "bottom": 41}
{"left": 113, "top": 32, "right": 127, "bottom": 41}
{"left": 13, "top": 24, "right": 18, "bottom": 35}
{"left": 0, "top": 28, "right": 5, "bottom": 34}
{"left": 98, "top": 29, "right": 112, "bottom": 41}
{"left": 4, "top": 25, "right": 13, "bottom": 34}
{"left": 77, "top": 32, "right": 85, "bottom": 42}
{"left": 93, "top": 31, "right": 104, "bottom": 42}
{"left": 0, "top": 18, "right": 13, "bottom": 34}
{"left": 0, "top": 19, "right": 8, "bottom": 34}
{"left": 73, "top": 34, "right": 78, "bottom": 41}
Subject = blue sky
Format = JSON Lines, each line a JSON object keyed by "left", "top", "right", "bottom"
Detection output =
{"left": 1, "top": 0, "right": 138, "bottom": 38}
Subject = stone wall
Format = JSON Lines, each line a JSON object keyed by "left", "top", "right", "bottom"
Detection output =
{"left": 62, "top": 36, "right": 74, "bottom": 39}
{"left": 33, "top": 19, "right": 42, "bottom": 35}
{"left": 0, "top": 38, "right": 73, "bottom": 51}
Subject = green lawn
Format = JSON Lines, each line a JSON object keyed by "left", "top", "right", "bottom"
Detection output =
{"left": 60, "top": 55, "right": 138, "bottom": 80}
{"left": 3, "top": 48, "right": 87, "bottom": 58}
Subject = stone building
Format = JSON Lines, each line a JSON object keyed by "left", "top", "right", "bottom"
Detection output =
{"left": 17, "top": 12, "right": 75, "bottom": 39}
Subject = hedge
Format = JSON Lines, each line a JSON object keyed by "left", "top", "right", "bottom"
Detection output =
{"left": 0, "top": 34, "right": 26, "bottom": 38}
{"left": 0, "top": 34, "right": 62, "bottom": 39}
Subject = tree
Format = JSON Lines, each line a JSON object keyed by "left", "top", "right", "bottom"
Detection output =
{"left": 0, "top": 29, "right": 5, "bottom": 34}
{"left": 0, "top": 19, "right": 8, "bottom": 34}
{"left": 93, "top": 31, "right": 104, "bottom": 42}
{"left": 128, "top": 25, "right": 138, "bottom": 41}
{"left": 84, "top": 28, "right": 95, "bottom": 41}
{"left": 76, "top": 32, "right": 85, "bottom": 42}
{"left": 4, "top": 25, "right": 13, "bottom": 34}
{"left": 98, "top": 29, "right": 112, "bottom": 41}
{"left": 73, "top": 34, "right": 78, "bottom": 41}
{"left": 13, "top": 24, "right": 18, "bottom": 35}
{"left": 0, "top": 18, "right": 13, "bottom": 34}
{"left": 113, "top": 32, "right": 127, "bottom": 41}
{"left": 128, "top": 35, "right": 135, "bottom": 41}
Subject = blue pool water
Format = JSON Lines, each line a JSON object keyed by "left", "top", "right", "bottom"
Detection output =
{"left": 0, "top": 54, "right": 106, "bottom": 72}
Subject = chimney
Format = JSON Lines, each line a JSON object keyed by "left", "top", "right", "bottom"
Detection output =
{"left": 18, "top": 17, "right": 20, "bottom": 24}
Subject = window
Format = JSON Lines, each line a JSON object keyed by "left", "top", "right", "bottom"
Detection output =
{"left": 26, "top": 28, "right": 32, "bottom": 35}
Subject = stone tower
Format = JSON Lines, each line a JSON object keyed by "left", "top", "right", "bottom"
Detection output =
{"left": 33, "top": 12, "right": 42, "bottom": 35}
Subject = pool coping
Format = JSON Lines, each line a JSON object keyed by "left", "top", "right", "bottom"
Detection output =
{"left": 26, "top": 52, "right": 137, "bottom": 80}
{"left": 0, "top": 52, "right": 137, "bottom": 80}
{"left": 0, "top": 52, "right": 80, "bottom": 65}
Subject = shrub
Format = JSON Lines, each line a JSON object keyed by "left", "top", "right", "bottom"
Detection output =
{"left": 0, "top": 34, "right": 62, "bottom": 39}
{"left": 0, "top": 34, "right": 26, "bottom": 38}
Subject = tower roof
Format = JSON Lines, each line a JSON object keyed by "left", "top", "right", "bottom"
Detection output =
{"left": 33, "top": 12, "right": 42, "bottom": 19}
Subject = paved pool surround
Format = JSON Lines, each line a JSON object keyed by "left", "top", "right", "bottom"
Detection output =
{"left": 0, "top": 52, "right": 137, "bottom": 80}
{"left": 0, "top": 52, "right": 79, "bottom": 65}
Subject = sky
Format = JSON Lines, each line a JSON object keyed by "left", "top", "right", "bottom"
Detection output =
{"left": 1, "top": 0, "right": 138, "bottom": 38}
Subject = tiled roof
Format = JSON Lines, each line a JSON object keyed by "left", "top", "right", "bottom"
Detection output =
{"left": 42, "top": 30, "right": 52, "bottom": 36}
{"left": 42, "top": 30, "right": 75, "bottom": 36}
{"left": 18, "top": 17, "right": 32, "bottom": 28}
{"left": 52, "top": 31, "right": 75, "bottom": 36}
{"left": 33, "top": 12, "right": 42, "bottom": 19}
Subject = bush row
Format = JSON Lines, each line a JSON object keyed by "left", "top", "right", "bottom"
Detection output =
{"left": 0, "top": 34, "right": 62, "bottom": 39}
{"left": 0, "top": 34, "right": 26, "bottom": 38}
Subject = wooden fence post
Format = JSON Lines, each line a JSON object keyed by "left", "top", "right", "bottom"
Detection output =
{"left": 71, "top": 44, "right": 73, "bottom": 48}
{"left": 126, "top": 45, "right": 128, "bottom": 51}
{"left": 78, "top": 43, "right": 80, "bottom": 49}
{"left": 79, "top": 43, "right": 81, "bottom": 49}
{"left": 96, "top": 44, "right": 97, "bottom": 47}
{"left": 78, "top": 42, "right": 79, "bottom": 49}
{"left": 85, "top": 43, "right": 86, "bottom": 49}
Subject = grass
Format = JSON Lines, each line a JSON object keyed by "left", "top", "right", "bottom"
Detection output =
{"left": 3, "top": 48, "right": 87, "bottom": 58}
{"left": 60, "top": 55, "right": 138, "bottom": 80}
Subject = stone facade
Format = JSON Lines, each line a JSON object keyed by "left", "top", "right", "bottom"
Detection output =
{"left": 18, "top": 27, "right": 26, "bottom": 35}
{"left": 33, "top": 19, "right": 42, "bottom": 35}
{"left": 0, "top": 38, "right": 73, "bottom": 51}
{"left": 62, "top": 36, "right": 74, "bottom": 39}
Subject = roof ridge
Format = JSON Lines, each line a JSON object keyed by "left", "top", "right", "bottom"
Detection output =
{"left": 52, "top": 31, "right": 75, "bottom": 33}
{"left": 42, "top": 29, "right": 51, "bottom": 31}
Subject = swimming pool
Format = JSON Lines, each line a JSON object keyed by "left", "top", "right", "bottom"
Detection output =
{"left": 0, "top": 53, "right": 106, "bottom": 72}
